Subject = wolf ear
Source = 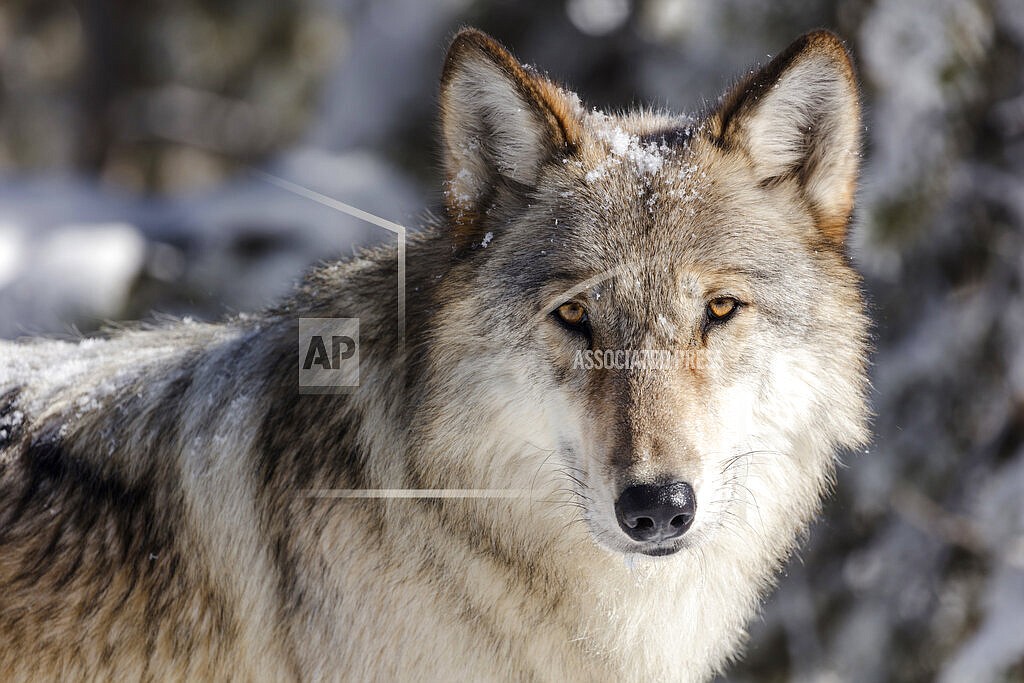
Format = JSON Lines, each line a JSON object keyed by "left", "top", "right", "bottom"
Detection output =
{"left": 710, "top": 30, "right": 861, "bottom": 245}
{"left": 440, "top": 28, "right": 582, "bottom": 243}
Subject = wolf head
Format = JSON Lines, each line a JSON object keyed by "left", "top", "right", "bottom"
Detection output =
{"left": 426, "top": 29, "right": 869, "bottom": 559}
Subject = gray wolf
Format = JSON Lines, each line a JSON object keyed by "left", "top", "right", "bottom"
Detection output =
{"left": 0, "top": 28, "right": 868, "bottom": 681}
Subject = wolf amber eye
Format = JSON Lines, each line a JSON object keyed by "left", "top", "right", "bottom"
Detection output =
{"left": 707, "top": 297, "right": 738, "bottom": 320}
{"left": 556, "top": 302, "right": 588, "bottom": 326}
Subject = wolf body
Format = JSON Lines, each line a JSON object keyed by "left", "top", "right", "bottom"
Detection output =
{"left": 0, "top": 29, "right": 868, "bottom": 682}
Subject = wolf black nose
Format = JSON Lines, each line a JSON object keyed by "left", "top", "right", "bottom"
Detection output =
{"left": 615, "top": 482, "right": 696, "bottom": 543}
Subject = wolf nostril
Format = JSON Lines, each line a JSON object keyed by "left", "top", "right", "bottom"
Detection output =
{"left": 633, "top": 517, "right": 654, "bottom": 530}
{"left": 615, "top": 482, "right": 696, "bottom": 544}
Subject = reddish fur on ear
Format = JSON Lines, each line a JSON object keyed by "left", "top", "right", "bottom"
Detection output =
{"left": 710, "top": 30, "right": 862, "bottom": 246}
{"left": 439, "top": 28, "right": 582, "bottom": 247}
{"left": 441, "top": 28, "right": 582, "bottom": 153}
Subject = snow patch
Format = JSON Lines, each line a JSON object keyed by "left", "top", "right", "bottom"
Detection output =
{"left": 585, "top": 111, "right": 675, "bottom": 184}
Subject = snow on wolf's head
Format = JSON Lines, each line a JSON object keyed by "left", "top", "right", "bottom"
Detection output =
{"left": 431, "top": 29, "right": 869, "bottom": 559}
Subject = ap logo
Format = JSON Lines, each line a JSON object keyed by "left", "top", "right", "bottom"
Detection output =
{"left": 298, "top": 317, "right": 359, "bottom": 393}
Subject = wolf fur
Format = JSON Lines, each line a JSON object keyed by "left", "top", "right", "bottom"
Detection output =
{"left": 0, "top": 29, "right": 868, "bottom": 681}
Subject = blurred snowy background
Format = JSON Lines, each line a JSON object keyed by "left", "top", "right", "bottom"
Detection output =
{"left": 1, "top": 0, "right": 1023, "bottom": 679}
